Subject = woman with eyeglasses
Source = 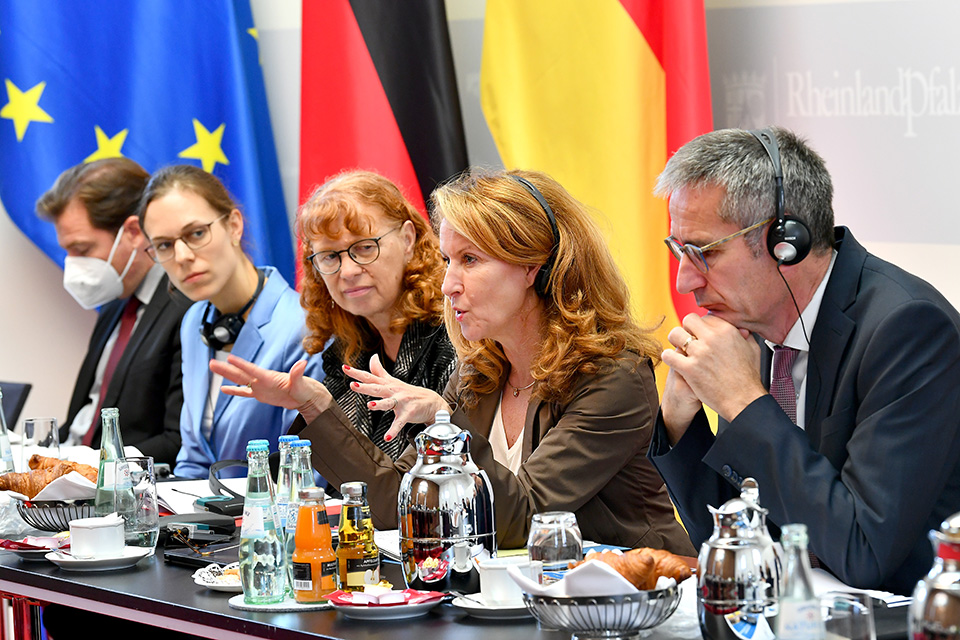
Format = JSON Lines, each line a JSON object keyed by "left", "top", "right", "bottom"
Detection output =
{"left": 138, "top": 164, "right": 324, "bottom": 478}
{"left": 272, "top": 170, "right": 455, "bottom": 460}
{"left": 212, "top": 168, "right": 696, "bottom": 553}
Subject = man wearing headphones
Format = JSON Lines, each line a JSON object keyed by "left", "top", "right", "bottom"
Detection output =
{"left": 648, "top": 127, "right": 960, "bottom": 595}
{"left": 36, "top": 158, "right": 190, "bottom": 465}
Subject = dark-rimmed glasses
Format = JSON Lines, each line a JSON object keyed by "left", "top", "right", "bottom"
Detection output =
{"left": 664, "top": 216, "right": 774, "bottom": 273}
{"left": 307, "top": 226, "right": 401, "bottom": 275}
{"left": 146, "top": 213, "right": 230, "bottom": 263}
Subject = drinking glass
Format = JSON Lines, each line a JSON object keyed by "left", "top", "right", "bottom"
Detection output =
{"left": 526, "top": 511, "right": 583, "bottom": 574}
{"left": 114, "top": 456, "right": 159, "bottom": 554}
{"left": 821, "top": 591, "right": 877, "bottom": 640}
{"left": 19, "top": 417, "right": 60, "bottom": 472}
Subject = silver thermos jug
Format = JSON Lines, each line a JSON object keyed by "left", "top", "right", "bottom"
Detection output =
{"left": 910, "top": 511, "right": 960, "bottom": 638}
{"left": 697, "top": 478, "right": 782, "bottom": 640}
{"left": 398, "top": 409, "right": 496, "bottom": 592}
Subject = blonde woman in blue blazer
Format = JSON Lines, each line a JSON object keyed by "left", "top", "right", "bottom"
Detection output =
{"left": 138, "top": 165, "right": 323, "bottom": 478}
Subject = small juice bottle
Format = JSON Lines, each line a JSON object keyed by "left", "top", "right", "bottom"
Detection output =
{"left": 291, "top": 487, "right": 338, "bottom": 602}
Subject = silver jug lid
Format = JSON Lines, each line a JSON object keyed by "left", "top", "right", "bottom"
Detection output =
{"left": 416, "top": 410, "right": 470, "bottom": 455}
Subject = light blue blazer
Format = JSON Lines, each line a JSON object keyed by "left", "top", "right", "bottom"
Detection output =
{"left": 174, "top": 266, "right": 324, "bottom": 479}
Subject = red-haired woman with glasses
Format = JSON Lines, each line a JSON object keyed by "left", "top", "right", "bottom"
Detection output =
{"left": 268, "top": 170, "right": 455, "bottom": 460}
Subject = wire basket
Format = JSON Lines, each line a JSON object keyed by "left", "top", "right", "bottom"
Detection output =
{"left": 16, "top": 499, "right": 96, "bottom": 532}
{"left": 523, "top": 584, "right": 682, "bottom": 640}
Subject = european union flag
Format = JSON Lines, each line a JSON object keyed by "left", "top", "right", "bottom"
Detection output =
{"left": 0, "top": 1, "right": 295, "bottom": 283}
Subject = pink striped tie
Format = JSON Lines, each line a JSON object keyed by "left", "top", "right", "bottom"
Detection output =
{"left": 771, "top": 346, "right": 799, "bottom": 424}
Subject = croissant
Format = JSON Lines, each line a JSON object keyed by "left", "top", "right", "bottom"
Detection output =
{"left": 636, "top": 548, "right": 692, "bottom": 589}
{"left": 0, "top": 466, "right": 71, "bottom": 499}
{"left": 572, "top": 549, "right": 656, "bottom": 590}
{"left": 28, "top": 455, "right": 98, "bottom": 484}
{"left": 570, "top": 547, "right": 692, "bottom": 590}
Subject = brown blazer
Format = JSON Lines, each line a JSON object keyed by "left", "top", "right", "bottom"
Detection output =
{"left": 294, "top": 350, "right": 695, "bottom": 554}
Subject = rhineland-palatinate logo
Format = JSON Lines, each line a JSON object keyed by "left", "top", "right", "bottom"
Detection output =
{"left": 723, "top": 71, "right": 767, "bottom": 129}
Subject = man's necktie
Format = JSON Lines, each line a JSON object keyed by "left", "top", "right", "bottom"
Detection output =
{"left": 85, "top": 297, "right": 141, "bottom": 447}
{"left": 771, "top": 345, "right": 799, "bottom": 424}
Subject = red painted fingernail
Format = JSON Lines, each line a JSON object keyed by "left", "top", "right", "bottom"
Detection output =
{"left": 343, "top": 365, "right": 351, "bottom": 370}
{"left": 384, "top": 435, "right": 392, "bottom": 442}
{"left": 368, "top": 401, "right": 376, "bottom": 408}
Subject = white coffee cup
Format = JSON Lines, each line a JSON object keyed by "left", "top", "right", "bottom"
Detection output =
{"left": 476, "top": 556, "right": 543, "bottom": 605}
{"left": 69, "top": 513, "right": 124, "bottom": 559}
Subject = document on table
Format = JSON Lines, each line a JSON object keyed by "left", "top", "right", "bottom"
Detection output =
{"left": 811, "top": 567, "right": 911, "bottom": 607}
{"left": 157, "top": 478, "right": 246, "bottom": 515}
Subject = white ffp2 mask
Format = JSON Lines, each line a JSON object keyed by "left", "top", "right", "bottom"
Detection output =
{"left": 63, "top": 227, "right": 137, "bottom": 310}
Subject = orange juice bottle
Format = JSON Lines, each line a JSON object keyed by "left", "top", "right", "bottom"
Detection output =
{"left": 291, "top": 487, "right": 338, "bottom": 602}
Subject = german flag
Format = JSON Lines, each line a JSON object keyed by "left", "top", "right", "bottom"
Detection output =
{"left": 481, "top": 0, "right": 712, "bottom": 379}
{"left": 299, "top": 0, "right": 469, "bottom": 215}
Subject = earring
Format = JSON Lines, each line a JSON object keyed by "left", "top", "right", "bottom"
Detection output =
{"left": 232, "top": 239, "right": 240, "bottom": 247}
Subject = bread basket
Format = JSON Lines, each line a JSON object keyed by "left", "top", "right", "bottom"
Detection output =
{"left": 522, "top": 584, "right": 681, "bottom": 640}
{"left": 16, "top": 499, "right": 96, "bottom": 532}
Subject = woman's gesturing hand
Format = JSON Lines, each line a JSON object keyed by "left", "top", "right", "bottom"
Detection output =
{"left": 344, "top": 354, "right": 449, "bottom": 443}
{"left": 210, "top": 355, "right": 333, "bottom": 423}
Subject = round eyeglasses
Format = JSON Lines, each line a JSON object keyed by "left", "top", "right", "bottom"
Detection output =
{"left": 663, "top": 216, "right": 774, "bottom": 273}
{"left": 307, "top": 226, "right": 402, "bottom": 275}
{"left": 145, "top": 213, "right": 230, "bottom": 263}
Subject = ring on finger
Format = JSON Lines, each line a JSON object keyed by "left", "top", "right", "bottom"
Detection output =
{"left": 678, "top": 335, "right": 697, "bottom": 355}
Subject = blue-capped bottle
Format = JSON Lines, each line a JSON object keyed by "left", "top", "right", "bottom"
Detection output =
{"left": 239, "top": 440, "right": 286, "bottom": 604}
{"left": 283, "top": 439, "right": 316, "bottom": 593}
{"left": 275, "top": 434, "right": 299, "bottom": 534}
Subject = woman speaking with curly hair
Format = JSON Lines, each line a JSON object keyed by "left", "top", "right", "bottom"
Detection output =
{"left": 213, "top": 168, "right": 694, "bottom": 552}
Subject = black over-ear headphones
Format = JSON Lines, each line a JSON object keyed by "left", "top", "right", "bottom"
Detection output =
{"left": 200, "top": 268, "right": 266, "bottom": 350}
{"left": 511, "top": 175, "right": 560, "bottom": 298}
{"left": 749, "top": 128, "right": 811, "bottom": 266}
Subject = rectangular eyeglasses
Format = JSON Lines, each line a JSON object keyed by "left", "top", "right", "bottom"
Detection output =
{"left": 663, "top": 216, "right": 774, "bottom": 273}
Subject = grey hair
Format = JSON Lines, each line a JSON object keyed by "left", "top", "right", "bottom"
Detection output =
{"left": 654, "top": 127, "right": 835, "bottom": 255}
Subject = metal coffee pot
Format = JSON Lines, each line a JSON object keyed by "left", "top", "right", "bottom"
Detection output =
{"left": 398, "top": 409, "right": 496, "bottom": 592}
{"left": 697, "top": 478, "right": 782, "bottom": 640}
{"left": 910, "top": 511, "right": 960, "bottom": 639}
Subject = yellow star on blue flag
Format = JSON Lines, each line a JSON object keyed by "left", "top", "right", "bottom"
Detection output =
{"left": 84, "top": 126, "right": 128, "bottom": 162}
{"left": 178, "top": 119, "right": 229, "bottom": 173}
{"left": 1, "top": 79, "right": 54, "bottom": 141}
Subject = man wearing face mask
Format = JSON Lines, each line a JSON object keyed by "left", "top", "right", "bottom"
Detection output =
{"left": 35, "top": 158, "right": 190, "bottom": 464}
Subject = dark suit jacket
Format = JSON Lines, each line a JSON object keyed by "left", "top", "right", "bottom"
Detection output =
{"left": 63, "top": 275, "right": 190, "bottom": 465}
{"left": 650, "top": 227, "right": 960, "bottom": 594}
{"left": 297, "top": 350, "right": 696, "bottom": 555}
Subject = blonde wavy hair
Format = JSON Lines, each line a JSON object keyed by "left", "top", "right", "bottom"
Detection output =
{"left": 431, "top": 168, "right": 661, "bottom": 408}
{"left": 297, "top": 171, "right": 446, "bottom": 365}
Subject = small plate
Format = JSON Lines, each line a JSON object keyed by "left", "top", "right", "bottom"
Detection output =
{"left": 8, "top": 548, "right": 57, "bottom": 562}
{"left": 332, "top": 599, "right": 440, "bottom": 620}
{"left": 451, "top": 595, "right": 532, "bottom": 620}
{"left": 193, "top": 562, "right": 242, "bottom": 593}
{"left": 45, "top": 546, "right": 152, "bottom": 571}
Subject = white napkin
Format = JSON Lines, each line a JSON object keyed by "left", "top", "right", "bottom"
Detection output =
{"left": 508, "top": 558, "right": 676, "bottom": 597}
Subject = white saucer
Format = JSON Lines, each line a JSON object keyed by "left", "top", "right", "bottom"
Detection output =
{"left": 332, "top": 599, "right": 441, "bottom": 620}
{"left": 451, "top": 595, "right": 532, "bottom": 619}
{"left": 45, "top": 546, "right": 152, "bottom": 571}
{"left": 5, "top": 547, "right": 57, "bottom": 562}
{"left": 193, "top": 562, "right": 242, "bottom": 593}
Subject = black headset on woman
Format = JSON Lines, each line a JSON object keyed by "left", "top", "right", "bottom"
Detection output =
{"left": 511, "top": 175, "right": 560, "bottom": 297}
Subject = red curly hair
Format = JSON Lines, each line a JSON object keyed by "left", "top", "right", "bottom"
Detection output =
{"left": 297, "top": 171, "right": 446, "bottom": 365}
